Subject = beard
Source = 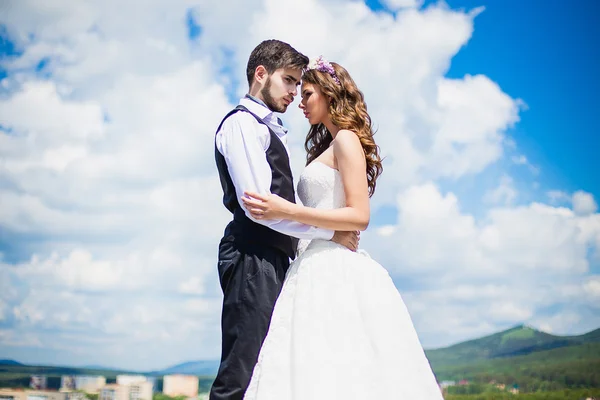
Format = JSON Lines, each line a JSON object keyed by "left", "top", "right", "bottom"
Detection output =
{"left": 261, "top": 77, "right": 287, "bottom": 113}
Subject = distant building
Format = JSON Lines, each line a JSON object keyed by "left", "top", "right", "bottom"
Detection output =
{"left": 128, "top": 382, "right": 152, "bottom": 400}
{"left": 115, "top": 376, "right": 146, "bottom": 386}
{"left": 99, "top": 383, "right": 152, "bottom": 400}
{"left": 73, "top": 376, "right": 106, "bottom": 393}
{"left": 0, "top": 389, "right": 67, "bottom": 400}
{"left": 58, "top": 377, "right": 86, "bottom": 400}
{"left": 59, "top": 377, "right": 76, "bottom": 392}
{"left": 99, "top": 385, "right": 128, "bottom": 400}
{"left": 115, "top": 376, "right": 156, "bottom": 394}
{"left": 162, "top": 375, "right": 199, "bottom": 398}
{"left": 30, "top": 376, "right": 47, "bottom": 390}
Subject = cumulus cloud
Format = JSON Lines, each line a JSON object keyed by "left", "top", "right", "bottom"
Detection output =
{"left": 547, "top": 190, "right": 598, "bottom": 216}
{"left": 573, "top": 190, "right": 598, "bottom": 215}
{"left": 0, "top": 0, "right": 598, "bottom": 369}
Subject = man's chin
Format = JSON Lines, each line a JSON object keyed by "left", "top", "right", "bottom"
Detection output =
{"left": 275, "top": 103, "right": 288, "bottom": 113}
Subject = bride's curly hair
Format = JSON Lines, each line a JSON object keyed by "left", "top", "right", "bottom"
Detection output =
{"left": 302, "top": 62, "right": 383, "bottom": 197}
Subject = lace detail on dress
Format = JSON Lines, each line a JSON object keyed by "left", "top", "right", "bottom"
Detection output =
{"left": 294, "top": 162, "right": 346, "bottom": 258}
{"left": 297, "top": 161, "right": 346, "bottom": 210}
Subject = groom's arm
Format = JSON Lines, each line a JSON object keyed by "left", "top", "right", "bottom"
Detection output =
{"left": 216, "top": 113, "right": 334, "bottom": 241}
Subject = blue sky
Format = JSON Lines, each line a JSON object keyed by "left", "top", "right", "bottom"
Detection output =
{"left": 441, "top": 0, "right": 599, "bottom": 200}
{"left": 0, "top": 0, "right": 599, "bottom": 370}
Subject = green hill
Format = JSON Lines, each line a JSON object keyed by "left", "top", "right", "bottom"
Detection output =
{"left": 425, "top": 324, "right": 600, "bottom": 367}
{"left": 425, "top": 326, "right": 600, "bottom": 392}
{"left": 0, "top": 360, "right": 23, "bottom": 366}
{"left": 432, "top": 342, "right": 600, "bottom": 381}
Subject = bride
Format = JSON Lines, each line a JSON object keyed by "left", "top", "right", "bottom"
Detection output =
{"left": 241, "top": 56, "right": 444, "bottom": 400}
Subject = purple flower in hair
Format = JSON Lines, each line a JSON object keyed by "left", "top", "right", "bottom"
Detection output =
{"left": 305, "top": 55, "right": 341, "bottom": 85}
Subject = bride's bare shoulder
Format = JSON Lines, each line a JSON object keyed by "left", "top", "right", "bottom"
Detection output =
{"left": 335, "top": 129, "right": 360, "bottom": 143}
{"left": 333, "top": 130, "right": 363, "bottom": 159}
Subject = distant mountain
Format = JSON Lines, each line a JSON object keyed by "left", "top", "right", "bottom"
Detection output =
{"left": 151, "top": 360, "right": 220, "bottom": 376}
{"left": 432, "top": 341, "right": 600, "bottom": 388}
{"left": 578, "top": 327, "right": 600, "bottom": 342}
{"left": 0, "top": 360, "right": 23, "bottom": 366}
{"left": 425, "top": 324, "right": 600, "bottom": 367}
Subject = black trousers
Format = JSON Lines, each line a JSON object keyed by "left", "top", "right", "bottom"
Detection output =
{"left": 209, "top": 236, "right": 290, "bottom": 400}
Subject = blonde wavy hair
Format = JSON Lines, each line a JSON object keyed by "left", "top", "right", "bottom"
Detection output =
{"left": 302, "top": 62, "right": 383, "bottom": 197}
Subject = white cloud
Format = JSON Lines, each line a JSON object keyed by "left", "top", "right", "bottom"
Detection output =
{"left": 531, "top": 312, "right": 583, "bottom": 336}
{"left": 572, "top": 190, "right": 598, "bottom": 215}
{"left": 547, "top": 190, "right": 598, "bottom": 216}
{"left": 368, "top": 184, "right": 596, "bottom": 280}
{"left": 0, "top": 300, "right": 6, "bottom": 321}
{"left": 0, "top": 329, "right": 43, "bottom": 348}
{"left": 0, "top": 80, "right": 104, "bottom": 141}
{"left": 584, "top": 276, "right": 600, "bottom": 298}
{"left": 429, "top": 75, "right": 521, "bottom": 179}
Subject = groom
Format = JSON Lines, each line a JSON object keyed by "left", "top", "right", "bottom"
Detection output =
{"left": 211, "top": 39, "right": 359, "bottom": 400}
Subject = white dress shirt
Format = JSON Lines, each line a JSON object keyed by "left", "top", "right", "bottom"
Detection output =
{"left": 216, "top": 96, "right": 334, "bottom": 241}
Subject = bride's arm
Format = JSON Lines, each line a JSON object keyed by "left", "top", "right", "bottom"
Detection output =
{"left": 242, "top": 130, "right": 370, "bottom": 232}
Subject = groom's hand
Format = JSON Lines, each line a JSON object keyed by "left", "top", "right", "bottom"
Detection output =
{"left": 332, "top": 230, "right": 360, "bottom": 251}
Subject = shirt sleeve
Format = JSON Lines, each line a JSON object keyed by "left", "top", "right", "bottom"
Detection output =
{"left": 215, "top": 113, "right": 334, "bottom": 241}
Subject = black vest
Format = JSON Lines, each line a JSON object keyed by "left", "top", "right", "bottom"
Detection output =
{"left": 215, "top": 105, "right": 299, "bottom": 258}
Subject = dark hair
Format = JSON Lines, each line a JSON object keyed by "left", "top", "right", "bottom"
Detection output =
{"left": 246, "top": 40, "right": 309, "bottom": 86}
{"left": 303, "top": 63, "right": 383, "bottom": 197}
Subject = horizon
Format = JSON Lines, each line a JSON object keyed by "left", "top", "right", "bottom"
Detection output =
{"left": 3, "top": 323, "right": 598, "bottom": 371}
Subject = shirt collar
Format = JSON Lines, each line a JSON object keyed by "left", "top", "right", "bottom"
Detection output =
{"left": 240, "top": 95, "right": 272, "bottom": 121}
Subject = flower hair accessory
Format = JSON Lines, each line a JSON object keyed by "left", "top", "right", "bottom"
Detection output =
{"left": 305, "top": 55, "right": 341, "bottom": 85}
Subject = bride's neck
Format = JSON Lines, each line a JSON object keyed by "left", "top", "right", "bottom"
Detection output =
{"left": 323, "top": 118, "right": 340, "bottom": 139}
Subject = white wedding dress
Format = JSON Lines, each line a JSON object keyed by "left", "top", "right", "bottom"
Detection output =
{"left": 244, "top": 161, "right": 444, "bottom": 400}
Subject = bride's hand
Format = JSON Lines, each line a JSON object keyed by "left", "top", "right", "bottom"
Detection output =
{"left": 242, "top": 191, "right": 294, "bottom": 220}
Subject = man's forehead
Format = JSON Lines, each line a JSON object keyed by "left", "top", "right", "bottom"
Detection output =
{"left": 278, "top": 67, "right": 302, "bottom": 79}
